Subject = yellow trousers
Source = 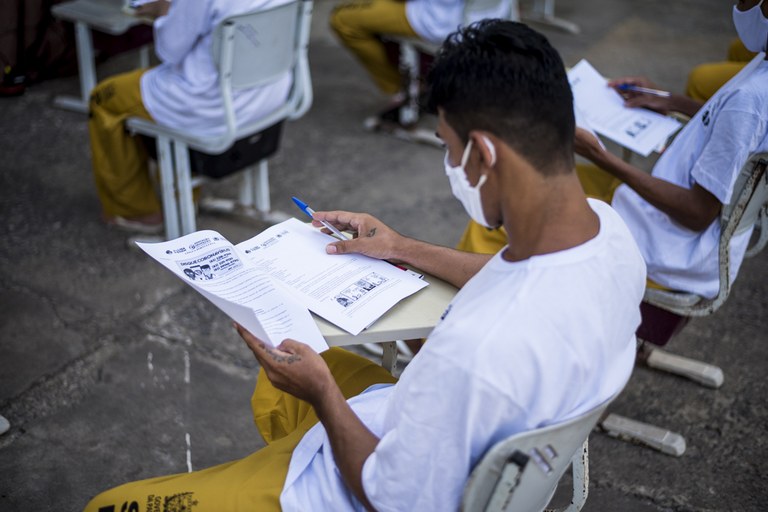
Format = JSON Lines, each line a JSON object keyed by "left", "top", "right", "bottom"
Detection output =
{"left": 89, "top": 68, "right": 161, "bottom": 218}
{"left": 83, "top": 348, "right": 396, "bottom": 512}
{"left": 685, "top": 38, "right": 756, "bottom": 102}
{"left": 456, "top": 164, "right": 668, "bottom": 291}
{"left": 330, "top": 0, "right": 418, "bottom": 95}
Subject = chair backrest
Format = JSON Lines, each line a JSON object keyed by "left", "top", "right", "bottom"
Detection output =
{"left": 207, "top": 0, "right": 313, "bottom": 152}
{"left": 461, "top": 397, "right": 614, "bottom": 512}
{"left": 644, "top": 152, "right": 768, "bottom": 316}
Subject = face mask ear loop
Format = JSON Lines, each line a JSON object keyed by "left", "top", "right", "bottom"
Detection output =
{"left": 460, "top": 139, "right": 474, "bottom": 168}
{"left": 481, "top": 135, "right": 497, "bottom": 167}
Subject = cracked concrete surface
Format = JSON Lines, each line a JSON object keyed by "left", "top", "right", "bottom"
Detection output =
{"left": 1, "top": 1, "right": 766, "bottom": 510}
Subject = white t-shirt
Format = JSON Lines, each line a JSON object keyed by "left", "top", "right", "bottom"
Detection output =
{"left": 279, "top": 200, "right": 646, "bottom": 512}
{"left": 140, "top": 0, "right": 293, "bottom": 138}
{"left": 612, "top": 55, "right": 768, "bottom": 298}
{"left": 406, "top": 0, "right": 513, "bottom": 44}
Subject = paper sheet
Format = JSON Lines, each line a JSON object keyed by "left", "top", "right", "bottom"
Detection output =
{"left": 136, "top": 231, "right": 328, "bottom": 353}
{"left": 568, "top": 59, "right": 681, "bottom": 157}
{"left": 236, "top": 218, "right": 429, "bottom": 336}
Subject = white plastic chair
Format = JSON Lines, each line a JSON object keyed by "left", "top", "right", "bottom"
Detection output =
{"left": 461, "top": 395, "right": 616, "bottom": 512}
{"left": 372, "top": 0, "right": 519, "bottom": 145}
{"left": 126, "top": 0, "right": 314, "bottom": 240}
{"left": 598, "top": 153, "right": 768, "bottom": 457}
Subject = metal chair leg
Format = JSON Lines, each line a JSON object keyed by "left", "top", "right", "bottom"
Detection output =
{"left": 157, "top": 136, "right": 181, "bottom": 240}
{"left": 398, "top": 42, "right": 420, "bottom": 127}
{"left": 173, "top": 141, "right": 197, "bottom": 235}
{"left": 645, "top": 347, "right": 724, "bottom": 388}
{"left": 599, "top": 413, "right": 686, "bottom": 457}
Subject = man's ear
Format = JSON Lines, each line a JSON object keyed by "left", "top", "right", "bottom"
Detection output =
{"left": 469, "top": 132, "right": 498, "bottom": 167}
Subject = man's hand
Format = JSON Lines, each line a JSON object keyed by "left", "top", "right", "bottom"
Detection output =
{"left": 235, "top": 324, "right": 333, "bottom": 406}
{"left": 312, "top": 211, "right": 406, "bottom": 262}
{"left": 608, "top": 76, "right": 675, "bottom": 115}
{"left": 237, "top": 323, "right": 379, "bottom": 510}
{"left": 135, "top": 0, "right": 171, "bottom": 19}
{"left": 607, "top": 75, "right": 702, "bottom": 118}
{"left": 574, "top": 127, "right": 607, "bottom": 163}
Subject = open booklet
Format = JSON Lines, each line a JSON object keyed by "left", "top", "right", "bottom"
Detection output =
{"left": 136, "top": 218, "right": 429, "bottom": 353}
{"left": 568, "top": 59, "right": 682, "bottom": 157}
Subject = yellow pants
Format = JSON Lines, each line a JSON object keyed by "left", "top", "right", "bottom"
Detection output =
{"left": 89, "top": 68, "right": 161, "bottom": 218}
{"left": 685, "top": 38, "right": 756, "bottom": 102}
{"left": 83, "top": 348, "right": 397, "bottom": 512}
{"left": 330, "top": 0, "right": 418, "bottom": 95}
{"left": 457, "top": 164, "right": 668, "bottom": 291}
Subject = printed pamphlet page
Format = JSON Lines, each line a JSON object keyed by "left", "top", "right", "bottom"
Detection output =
{"left": 568, "top": 59, "right": 681, "bottom": 157}
{"left": 136, "top": 218, "right": 428, "bottom": 351}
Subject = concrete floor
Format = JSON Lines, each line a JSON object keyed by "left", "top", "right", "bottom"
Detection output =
{"left": 1, "top": 0, "right": 767, "bottom": 510}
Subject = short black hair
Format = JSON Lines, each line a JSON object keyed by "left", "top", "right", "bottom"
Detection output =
{"left": 425, "top": 19, "right": 574, "bottom": 175}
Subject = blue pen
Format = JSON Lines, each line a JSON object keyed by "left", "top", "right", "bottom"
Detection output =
{"left": 291, "top": 196, "right": 350, "bottom": 240}
{"left": 616, "top": 83, "right": 671, "bottom": 97}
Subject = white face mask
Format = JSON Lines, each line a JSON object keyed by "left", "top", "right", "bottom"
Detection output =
{"left": 733, "top": 0, "right": 768, "bottom": 52}
{"left": 444, "top": 137, "right": 496, "bottom": 228}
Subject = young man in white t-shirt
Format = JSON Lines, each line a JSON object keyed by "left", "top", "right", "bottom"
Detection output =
{"left": 84, "top": 20, "right": 646, "bottom": 512}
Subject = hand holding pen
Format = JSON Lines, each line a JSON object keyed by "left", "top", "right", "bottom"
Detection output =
{"left": 608, "top": 76, "right": 675, "bottom": 115}
{"left": 292, "top": 196, "right": 350, "bottom": 240}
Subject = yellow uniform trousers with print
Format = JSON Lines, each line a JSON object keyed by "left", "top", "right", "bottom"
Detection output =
{"left": 83, "top": 348, "right": 397, "bottom": 512}
{"left": 685, "top": 38, "right": 756, "bottom": 102}
{"left": 89, "top": 68, "right": 161, "bottom": 219}
{"left": 457, "top": 164, "right": 668, "bottom": 291}
{"left": 330, "top": 0, "right": 418, "bottom": 95}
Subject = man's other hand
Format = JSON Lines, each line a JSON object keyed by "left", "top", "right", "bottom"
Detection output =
{"left": 235, "top": 324, "right": 333, "bottom": 406}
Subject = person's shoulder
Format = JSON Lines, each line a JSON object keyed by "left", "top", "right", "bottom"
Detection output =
{"left": 589, "top": 199, "right": 645, "bottom": 264}
{"left": 721, "top": 65, "right": 768, "bottom": 110}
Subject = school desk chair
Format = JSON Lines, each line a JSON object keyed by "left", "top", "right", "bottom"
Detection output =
{"left": 462, "top": 393, "right": 619, "bottom": 512}
{"left": 126, "top": 0, "right": 314, "bottom": 240}
{"left": 599, "top": 152, "right": 768, "bottom": 456}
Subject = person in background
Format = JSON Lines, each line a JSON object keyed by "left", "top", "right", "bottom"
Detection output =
{"left": 459, "top": 0, "right": 768, "bottom": 309}
{"left": 88, "top": 0, "right": 293, "bottom": 233}
{"left": 329, "top": 0, "right": 512, "bottom": 120}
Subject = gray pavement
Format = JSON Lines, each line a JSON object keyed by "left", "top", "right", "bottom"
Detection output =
{"left": 1, "top": 0, "right": 767, "bottom": 510}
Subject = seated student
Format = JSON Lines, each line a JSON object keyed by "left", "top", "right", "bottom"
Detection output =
{"left": 84, "top": 20, "right": 646, "bottom": 512}
{"left": 329, "top": 0, "right": 511, "bottom": 115}
{"left": 460, "top": 0, "right": 768, "bottom": 302}
{"left": 89, "top": 0, "right": 293, "bottom": 233}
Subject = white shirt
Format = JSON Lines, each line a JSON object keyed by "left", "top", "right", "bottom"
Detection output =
{"left": 406, "top": 0, "right": 514, "bottom": 43}
{"left": 612, "top": 55, "right": 768, "bottom": 298}
{"left": 280, "top": 200, "right": 646, "bottom": 511}
{"left": 140, "top": 0, "right": 293, "bottom": 139}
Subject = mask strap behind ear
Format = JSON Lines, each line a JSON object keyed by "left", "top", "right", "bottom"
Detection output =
{"left": 480, "top": 135, "right": 497, "bottom": 166}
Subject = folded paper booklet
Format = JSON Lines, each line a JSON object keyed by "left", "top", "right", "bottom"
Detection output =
{"left": 136, "top": 218, "right": 429, "bottom": 353}
{"left": 568, "top": 59, "right": 682, "bottom": 157}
